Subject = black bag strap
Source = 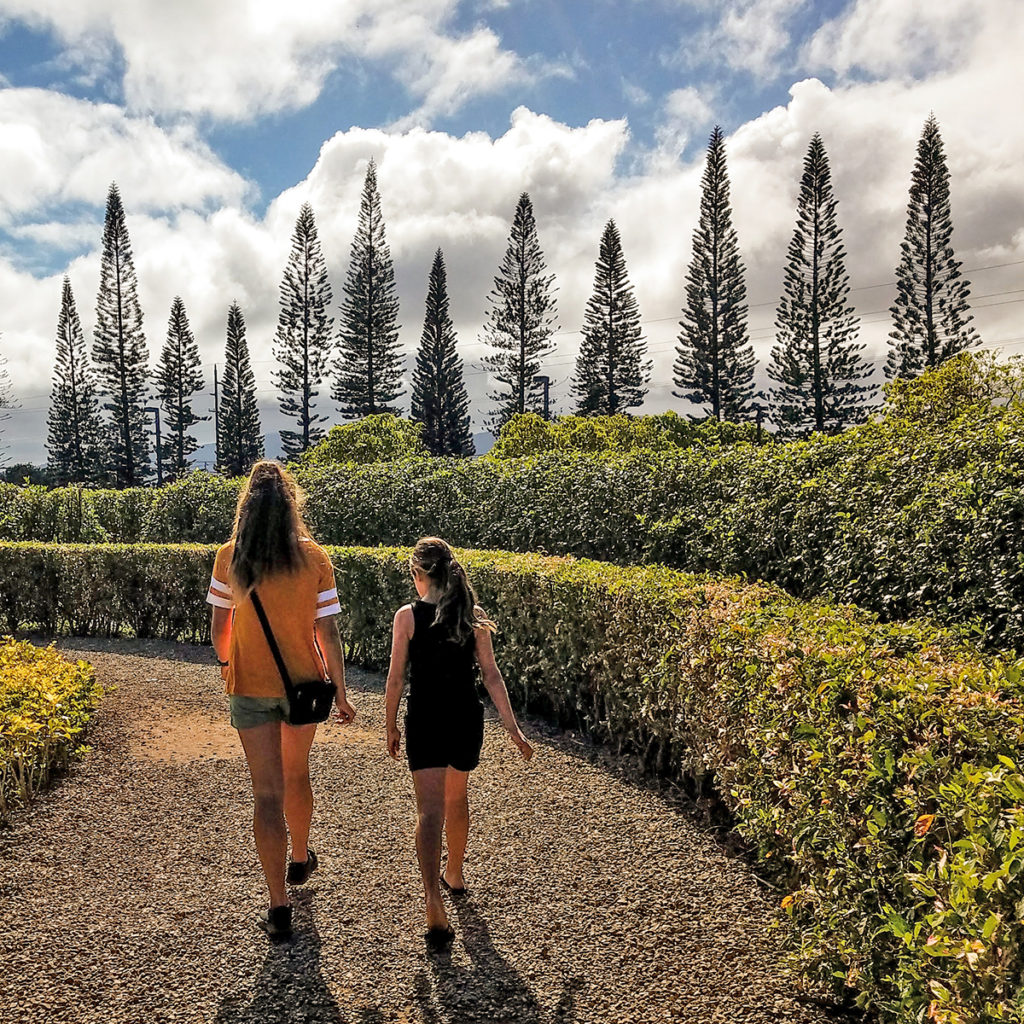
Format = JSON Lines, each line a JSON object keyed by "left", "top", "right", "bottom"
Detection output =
{"left": 250, "top": 590, "right": 295, "bottom": 700}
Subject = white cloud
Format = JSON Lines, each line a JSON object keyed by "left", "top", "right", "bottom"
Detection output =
{"left": 652, "top": 86, "right": 715, "bottom": 165}
{"left": 2, "top": 0, "right": 1024, "bottom": 459}
{"left": 0, "top": 88, "right": 249, "bottom": 226}
{"left": 0, "top": 0, "right": 540, "bottom": 123}
{"left": 666, "top": 0, "right": 807, "bottom": 79}
{"left": 803, "top": 0, "right": 983, "bottom": 79}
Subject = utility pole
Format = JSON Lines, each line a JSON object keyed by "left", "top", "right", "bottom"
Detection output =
{"left": 533, "top": 374, "right": 551, "bottom": 421}
{"left": 144, "top": 406, "right": 163, "bottom": 486}
{"left": 212, "top": 364, "right": 220, "bottom": 470}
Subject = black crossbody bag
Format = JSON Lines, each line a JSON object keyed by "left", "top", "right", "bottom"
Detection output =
{"left": 250, "top": 590, "right": 336, "bottom": 725}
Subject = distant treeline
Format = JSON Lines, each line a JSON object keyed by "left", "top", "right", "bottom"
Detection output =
{"left": 0, "top": 115, "right": 982, "bottom": 487}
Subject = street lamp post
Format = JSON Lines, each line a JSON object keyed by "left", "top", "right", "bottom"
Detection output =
{"left": 144, "top": 406, "right": 163, "bottom": 486}
{"left": 532, "top": 374, "right": 551, "bottom": 421}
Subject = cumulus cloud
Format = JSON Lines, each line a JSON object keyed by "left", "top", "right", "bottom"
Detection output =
{"left": 666, "top": 0, "right": 808, "bottom": 80}
{"left": 2, "top": 0, "right": 1023, "bottom": 459}
{"left": 0, "top": 88, "right": 249, "bottom": 226}
{"left": 0, "top": 0, "right": 542, "bottom": 123}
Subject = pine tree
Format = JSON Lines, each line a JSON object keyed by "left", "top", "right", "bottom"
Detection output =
{"left": 46, "top": 276, "right": 105, "bottom": 484}
{"left": 218, "top": 303, "right": 263, "bottom": 477}
{"left": 333, "top": 160, "right": 403, "bottom": 418}
{"left": 411, "top": 249, "right": 474, "bottom": 456}
{"left": 154, "top": 296, "right": 206, "bottom": 481}
{"left": 673, "top": 126, "right": 755, "bottom": 421}
{"left": 92, "top": 182, "right": 150, "bottom": 486}
{"left": 571, "top": 220, "right": 650, "bottom": 415}
{"left": 767, "top": 135, "right": 877, "bottom": 435}
{"left": 273, "top": 202, "right": 335, "bottom": 460}
{"left": 481, "top": 192, "right": 558, "bottom": 432}
{"left": 887, "top": 115, "right": 979, "bottom": 378}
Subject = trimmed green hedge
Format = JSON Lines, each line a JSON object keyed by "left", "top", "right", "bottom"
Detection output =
{"left": 5, "top": 397, "right": 1024, "bottom": 650}
{"left": 0, "top": 638, "right": 101, "bottom": 822}
{"left": 0, "top": 541, "right": 1021, "bottom": 1021}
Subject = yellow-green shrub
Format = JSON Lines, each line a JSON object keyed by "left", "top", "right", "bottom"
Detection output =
{"left": 0, "top": 638, "right": 100, "bottom": 822}
{"left": 0, "top": 541, "right": 1022, "bottom": 1021}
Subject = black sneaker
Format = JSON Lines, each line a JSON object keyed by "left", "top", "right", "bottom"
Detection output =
{"left": 286, "top": 848, "right": 319, "bottom": 885}
{"left": 257, "top": 904, "right": 293, "bottom": 940}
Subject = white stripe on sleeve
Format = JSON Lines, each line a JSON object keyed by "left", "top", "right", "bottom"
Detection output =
{"left": 315, "top": 602, "right": 342, "bottom": 619}
{"left": 209, "top": 574, "right": 233, "bottom": 597}
{"left": 316, "top": 588, "right": 338, "bottom": 603}
{"left": 206, "top": 592, "right": 233, "bottom": 609}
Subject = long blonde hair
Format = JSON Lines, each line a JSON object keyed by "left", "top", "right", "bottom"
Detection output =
{"left": 229, "top": 461, "right": 311, "bottom": 595}
{"left": 411, "top": 537, "right": 495, "bottom": 643}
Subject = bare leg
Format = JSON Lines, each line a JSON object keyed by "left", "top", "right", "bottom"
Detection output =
{"left": 443, "top": 768, "right": 470, "bottom": 889}
{"left": 412, "top": 767, "right": 449, "bottom": 931}
{"left": 237, "top": 722, "right": 288, "bottom": 908}
{"left": 281, "top": 722, "right": 318, "bottom": 863}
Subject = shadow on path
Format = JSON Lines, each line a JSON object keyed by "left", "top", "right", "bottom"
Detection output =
{"left": 415, "top": 897, "right": 583, "bottom": 1024}
{"left": 214, "top": 891, "right": 344, "bottom": 1024}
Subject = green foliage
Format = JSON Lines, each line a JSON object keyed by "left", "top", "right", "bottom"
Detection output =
{"left": 2, "top": 541, "right": 1022, "bottom": 1020}
{"left": 884, "top": 350, "right": 1024, "bottom": 427}
{"left": 488, "top": 411, "right": 766, "bottom": 458}
{"left": 298, "top": 414, "right": 429, "bottom": 469}
{"left": 0, "top": 637, "right": 101, "bottom": 822}
{"left": 218, "top": 302, "right": 264, "bottom": 477}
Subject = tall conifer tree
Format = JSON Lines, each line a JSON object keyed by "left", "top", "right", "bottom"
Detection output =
{"left": 411, "top": 249, "right": 473, "bottom": 456}
{"left": 218, "top": 302, "right": 263, "bottom": 477}
{"left": 273, "top": 202, "right": 334, "bottom": 459}
{"left": 154, "top": 296, "right": 206, "bottom": 480}
{"left": 481, "top": 192, "right": 557, "bottom": 432}
{"left": 673, "top": 126, "right": 754, "bottom": 421}
{"left": 333, "top": 160, "right": 403, "bottom": 418}
{"left": 46, "top": 276, "right": 105, "bottom": 484}
{"left": 767, "top": 135, "right": 876, "bottom": 435}
{"left": 92, "top": 182, "right": 150, "bottom": 486}
{"left": 887, "top": 115, "right": 979, "bottom": 378}
{"left": 571, "top": 220, "right": 650, "bottom": 415}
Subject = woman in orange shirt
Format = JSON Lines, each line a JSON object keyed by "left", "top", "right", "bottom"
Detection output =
{"left": 207, "top": 461, "right": 356, "bottom": 939}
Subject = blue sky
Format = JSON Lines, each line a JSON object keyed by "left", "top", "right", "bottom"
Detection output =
{"left": 0, "top": 0, "right": 1022, "bottom": 463}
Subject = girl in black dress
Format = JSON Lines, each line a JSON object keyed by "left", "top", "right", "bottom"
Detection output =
{"left": 384, "top": 537, "right": 533, "bottom": 946}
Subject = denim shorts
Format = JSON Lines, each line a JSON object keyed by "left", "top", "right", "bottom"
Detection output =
{"left": 229, "top": 694, "right": 291, "bottom": 730}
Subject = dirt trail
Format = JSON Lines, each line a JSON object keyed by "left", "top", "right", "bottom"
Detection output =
{"left": 0, "top": 638, "right": 843, "bottom": 1024}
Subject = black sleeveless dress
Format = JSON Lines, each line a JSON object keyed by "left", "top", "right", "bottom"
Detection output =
{"left": 404, "top": 599, "right": 484, "bottom": 773}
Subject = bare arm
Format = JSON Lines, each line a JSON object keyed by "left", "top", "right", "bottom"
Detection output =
{"left": 315, "top": 614, "right": 356, "bottom": 723}
{"left": 385, "top": 607, "right": 413, "bottom": 758}
{"left": 474, "top": 612, "right": 533, "bottom": 760}
{"left": 211, "top": 606, "right": 232, "bottom": 663}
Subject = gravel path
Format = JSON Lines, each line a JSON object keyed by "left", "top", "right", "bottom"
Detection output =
{"left": 0, "top": 639, "right": 848, "bottom": 1024}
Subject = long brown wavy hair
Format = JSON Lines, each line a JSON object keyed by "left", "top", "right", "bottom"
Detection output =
{"left": 411, "top": 537, "right": 495, "bottom": 643}
{"left": 229, "top": 461, "right": 311, "bottom": 595}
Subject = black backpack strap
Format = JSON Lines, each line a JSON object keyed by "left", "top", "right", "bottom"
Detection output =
{"left": 250, "top": 590, "right": 295, "bottom": 701}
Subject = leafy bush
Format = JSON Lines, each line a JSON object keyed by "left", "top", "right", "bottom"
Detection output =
{"left": 1, "top": 540, "right": 1021, "bottom": 1020}
{"left": 297, "top": 414, "right": 429, "bottom": 467}
{"left": 487, "top": 410, "right": 767, "bottom": 457}
{"left": 0, "top": 637, "right": 100, "bottom": 822}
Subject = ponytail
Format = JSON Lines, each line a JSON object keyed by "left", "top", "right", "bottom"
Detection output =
{"left": 410, "top": 537, "right": 495, "bottom": 643}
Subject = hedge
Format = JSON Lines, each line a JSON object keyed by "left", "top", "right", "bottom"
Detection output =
{"left": 0, "top": 541, "right": 1021, "bottom": 1021}
{"left": 0, "top": 637, "right": 101, "bottom": 822}
{"left": 5, "top": 396, "right": 1024, "bottom": 651}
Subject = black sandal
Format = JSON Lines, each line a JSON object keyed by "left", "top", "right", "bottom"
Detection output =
{"left": 439, "top": 873, "right": 467, "bottom": 897}
{"left": 287, "top": 848, "right": 319, "bottom": 885}
{"left": 424, "top": 924, "right": 455, "bottom": 950}
{"left": 257, "top": 904, "right": 293, "bottom": 940}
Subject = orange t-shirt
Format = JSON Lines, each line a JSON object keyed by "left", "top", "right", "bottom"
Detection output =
{"left": 206, "top": 538, "right": 341, "bottom": 697}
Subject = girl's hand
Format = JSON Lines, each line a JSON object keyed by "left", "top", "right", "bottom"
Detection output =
{"left": 509, "top": 728, "right": 534, "bottom": 760}
{"left": 387, "top": 725, "right": 402, "bottom": 759}
{"left": 333, "top": 695, "right": 356, "bottom": 724}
